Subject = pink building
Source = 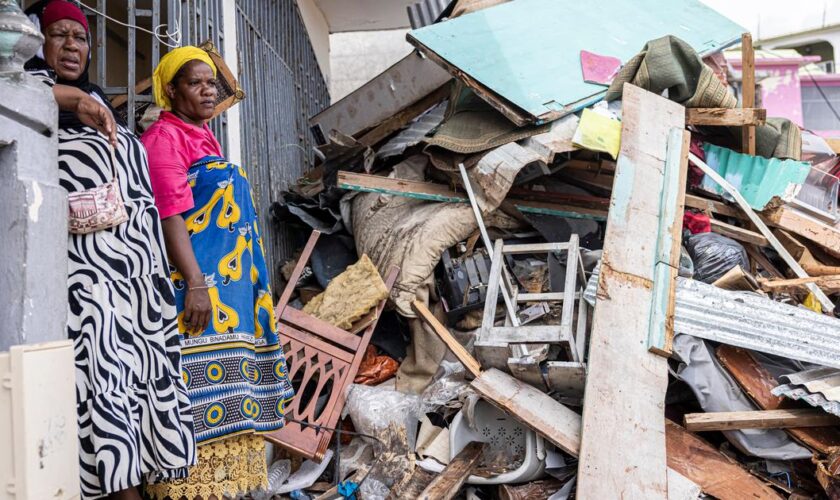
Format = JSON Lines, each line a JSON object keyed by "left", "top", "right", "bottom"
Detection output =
{"left": 726, "top": 49, "right": 840, "bottom": 138}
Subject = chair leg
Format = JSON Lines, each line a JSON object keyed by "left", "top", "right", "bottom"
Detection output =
{"left": 275, "top": 230, "right": 321, "bottom": 319}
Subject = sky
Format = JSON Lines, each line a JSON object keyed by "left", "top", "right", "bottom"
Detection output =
{"left": 700, "top": 0, "right": 840, "bottom": 40}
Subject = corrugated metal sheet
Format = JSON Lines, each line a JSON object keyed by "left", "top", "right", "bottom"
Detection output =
{"left": 584, "top": 263, "right": 840, "bottom": 368}
{"left": 700, "top": 143, "right": 811, "bottom": 210}
{"left": 376, "top": 101, "right": 447, "bottom": 158}
{"left": 772, "top": 367, "right": 840, "bottom": 417}
{"left": 407, "top": 0, "right": 451, "bottom": 29}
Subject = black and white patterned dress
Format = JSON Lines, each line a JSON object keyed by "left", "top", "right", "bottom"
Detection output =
{"left": 32, "top": 69, "right": 197, "bottom": 499}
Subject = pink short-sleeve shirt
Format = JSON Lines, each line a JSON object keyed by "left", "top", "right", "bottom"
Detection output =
{"left": 141, "top": 111, "right": 223, "bottom": 219}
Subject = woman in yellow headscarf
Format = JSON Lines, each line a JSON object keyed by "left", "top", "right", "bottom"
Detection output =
{"left": 142, "top": 46, "right": 294, "bottom": 500}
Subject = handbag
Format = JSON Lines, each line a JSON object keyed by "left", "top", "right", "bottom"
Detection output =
{"left": 67, "top": 146, "right": 129, "bottom": 234}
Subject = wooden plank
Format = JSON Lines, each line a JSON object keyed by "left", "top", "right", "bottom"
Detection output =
{"left": 684, "top": 409, "right": 840, "bottom": 431}
{"left": 762, "top": 205, "right": 840, "bottom": 260}
{"left": 577, "top": 84, "right": 682, "bottom": 499}
{"left": 666, "top": 420, "right": 783, "bottom": 500}
{"left": 337, "top": 170, "right": 608, "bottom": 221}
{"left": 684, "top": 193, "right": 743, "bottom": 219}
{"left": 516, "top": 292, "right": 570, "bottom": 302}
{"left": 685, "top": 107, "right": 766, "bottom": 126}
{"left": 648, "top": 129, "right": 690, "bottom": 356}
{"left": 502, "top": 242, "right": 570, "bottom": 254}
{"left": 716, "top": 345, "right": 840, "bottom": 454}
{"left": 418, "top": 442, "right": 486, "bottom": 500}
{"left": 471, "top": 368, "right": 582, "bottom": 456}
{"left": 741, "top": 33, "right": 756, "bottom": 155}
{"left": 486, "top": 326, "right": 570, "bottom": 344}
{"left": 388, "top": 469, "right": 435, "bottom": 500}
{"left": 308, "top": 52, "right": 451, "bottom": 143}
{"left": 412, "top": 300, "right": 482, "bottom": 378}
{"left": 499, "top": 479, "right": 570, "bottom": 500}
{"left": 711, "top": 219, "right": 769, "bottom": 246}
{"left": 759, "top": 275, "right": 840, "bottom": 294}
{"left": 690, "top": 153, "right": 835, "bottom": 312}
{"left": 744, "top": 244, "right": 786, "bottom": 278}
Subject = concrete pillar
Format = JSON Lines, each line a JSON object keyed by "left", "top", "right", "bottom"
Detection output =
{"left": 222, "top": 0, "right": 242, "bottom": 165}
{"left": 0, "top": 0, "right": 68, "bottom": 350}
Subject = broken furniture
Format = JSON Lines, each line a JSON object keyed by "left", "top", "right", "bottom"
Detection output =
{"left": 474, "top": 235, "right": 588, "bottom": 395}
{"left": 266, "top": 230, "right": 400, "bottom": 461}
{"left": 417, "top": 399, "right": 548, "bottom": 485}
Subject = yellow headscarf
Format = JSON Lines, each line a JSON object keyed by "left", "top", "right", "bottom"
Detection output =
{"left": 152, "top": 46, "right": 217, "bottom": 110}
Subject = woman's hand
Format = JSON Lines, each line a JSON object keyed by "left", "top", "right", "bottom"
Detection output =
{"left": 183, "top": 286, "right": 212, "bottom": 334}
{"left": 75, "top": 94, "right": 117, "bottom": 148}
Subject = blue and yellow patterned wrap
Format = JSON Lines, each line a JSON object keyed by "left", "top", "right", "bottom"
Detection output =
{"left": 171, "top": 155, "right": 294, "bottom": 444}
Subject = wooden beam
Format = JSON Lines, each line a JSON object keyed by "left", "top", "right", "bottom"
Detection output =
{"left": 418, "top": 442, "right": 486, "bottom": 500}
{"left": 717, "top": 345, "right": 840, "bottom": 454}
{"left": 666, "top": 421, "right": 784, "bottom": 500}
{"left": 741, "top": 33, "right": 756, "bottom": 155}
{"left": 412, "top": 301, "right": 482, "bottom": 379}
{"left": 337, "top": 170, "right": 609, "bottom": 221}
{"left": 759, "top": 275, "right": 840, "bottom": 294}
{"left": 762, "top": 206, "right": 840, "bottom": 260}
{"left": 685, "top": 107, "right": 766, "bottom": 126}
{"left": 578, "top": 84, "right": 683, "bottom": 499}
{"left": 684, "top": 409, "right": 840, "bottom": 431}
{"left": 685, "top": 193, "right": 744, "bottom": 219}
{"left": 471, "top": 368, "right": 581, "bottom": 456}
{"left": 711, "top": 219, "right": 769, "bottom": 246}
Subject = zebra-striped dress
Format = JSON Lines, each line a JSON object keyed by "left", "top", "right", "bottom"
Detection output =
{"left": 37, "top": 71, "right": 198, "bottom": 498}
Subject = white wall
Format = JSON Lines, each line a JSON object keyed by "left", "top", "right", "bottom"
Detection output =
{"left": 328, "top": 29, "right": 414, "bottom": 102}
{"left": 296, "top": 0, "right": 332, "bottom": 83}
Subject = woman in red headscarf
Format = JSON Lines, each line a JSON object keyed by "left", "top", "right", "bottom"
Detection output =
{"left": 24, "top": 2, "right": 197, "bottom": 499}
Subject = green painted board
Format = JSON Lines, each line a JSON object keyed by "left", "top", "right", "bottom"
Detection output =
{"left": 408, "top": 0, "right": 745, "bottom": 123}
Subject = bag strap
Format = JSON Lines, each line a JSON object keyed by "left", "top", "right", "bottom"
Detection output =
{"left": 109, "top": 143, "right": 119, "bottom": 182}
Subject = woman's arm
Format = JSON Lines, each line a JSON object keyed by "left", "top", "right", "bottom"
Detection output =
{"left": 52, "top": 84, "right": 117, "bottom": 147}
{"left": 162, "top": 215, "right": 212, "bottom": 334}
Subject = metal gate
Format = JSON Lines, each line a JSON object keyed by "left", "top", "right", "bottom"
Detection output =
{"left": 168, "top": 0, "right": 228, "bottom": 151}
{"left": 235, "top": 0, "right": 330, "bottom": 284}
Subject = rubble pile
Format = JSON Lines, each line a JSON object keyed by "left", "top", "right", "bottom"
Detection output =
{"left": 256, "top": 0, "right": 840, "bottom": 498}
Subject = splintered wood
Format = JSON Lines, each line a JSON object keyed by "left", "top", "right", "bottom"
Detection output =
{"left": 666, "top": 421, "right": 783, "bottom": 500}
{"left": 577, "top": 84, "right": 685, "bottom": 499}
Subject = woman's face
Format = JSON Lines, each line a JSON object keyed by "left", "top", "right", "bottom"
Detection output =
{"left": 166, "top": 60, "right": 218, "bottom": 124}
{"left": 43, "top": 19, "right": 88, "bottom": 81}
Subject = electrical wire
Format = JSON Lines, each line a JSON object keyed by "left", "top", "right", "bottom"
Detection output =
{"left": 78, "top": 0, "right": 182, "bottom": 49}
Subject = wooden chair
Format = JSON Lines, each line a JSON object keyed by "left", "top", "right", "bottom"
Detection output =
{"left": 265, "top": 230, "right": 399, "bottom": 462}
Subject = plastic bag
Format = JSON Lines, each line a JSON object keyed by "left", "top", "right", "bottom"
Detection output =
{"left": 343, "top": 384, "right": 423, "bottom": 452}
{"left": 251, "top": 459, "right": 292, "bottom": 500}
{"left": 686, "top": 232, "right": 749, "bottom": 284}
{"left": 354, "top": 346, "right": 399, "bottom": 386}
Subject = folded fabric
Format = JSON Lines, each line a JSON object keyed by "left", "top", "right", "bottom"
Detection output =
{"left": 606, "top": 35, "right": 736, "bottom": 109}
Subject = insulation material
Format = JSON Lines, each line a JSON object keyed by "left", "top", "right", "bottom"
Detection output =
{"left": 302, "top": 254, "right": 389, "bottom": 329}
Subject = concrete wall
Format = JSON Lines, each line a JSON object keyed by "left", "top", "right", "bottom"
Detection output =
{"left": 329, "top": 28, "right": 413, "bottom": 102}
{"left": 0, "top": 10, "right": 68, "bottom": 352}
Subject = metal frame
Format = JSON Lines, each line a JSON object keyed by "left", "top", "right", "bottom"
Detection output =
{"left": 475, "top": 235, "right": 589, "bottom": 377}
